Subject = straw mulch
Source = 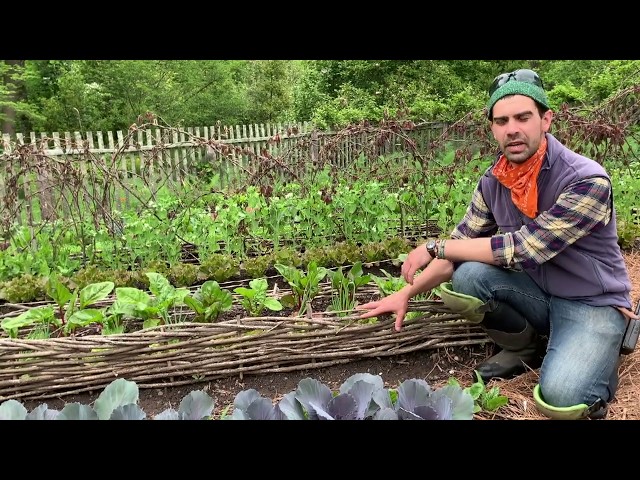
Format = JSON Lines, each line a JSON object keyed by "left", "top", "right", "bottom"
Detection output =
{"left": 471, "top": 248, "right": 640, "bottom": 420}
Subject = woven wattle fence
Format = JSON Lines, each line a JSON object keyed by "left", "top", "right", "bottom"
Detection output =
{"left": 0, "top": 298, "right": 489, "bottom": 401}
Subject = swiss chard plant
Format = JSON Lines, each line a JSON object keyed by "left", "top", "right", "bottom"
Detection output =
{"left": 183, "top": 280, "right": 233, "bottom": 322}
{"left": 274, "top": 261, "right": 328, "bottom": 316}
{"left": 0, "top": 275, "right": 115, "bottom": 338}
{"left": 371, "top": 268, "right": 407, "bottom": 297}
{"left": 234, "top": 278, "right": 283, "bottom": 316}
{"left": 326, "top": 261, "right": 371, "bottom": 317}
{"left": 108, "top": 272, "right": 190, "bottom": 329}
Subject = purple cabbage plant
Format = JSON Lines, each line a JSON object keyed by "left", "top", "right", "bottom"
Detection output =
{"left": 227, "top": 373, "right": 475, "bottom": 420}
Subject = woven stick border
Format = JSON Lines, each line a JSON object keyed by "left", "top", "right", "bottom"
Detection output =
{"left": 0, "top": 299, "right": 489, "bottom": 401}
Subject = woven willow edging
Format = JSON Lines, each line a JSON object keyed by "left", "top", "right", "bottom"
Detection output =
{"left": 0, "top": 301, "right": 489, "bottom": 401}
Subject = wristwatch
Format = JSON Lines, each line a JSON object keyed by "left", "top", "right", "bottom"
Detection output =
{"left": 426, "top": 239, "right": 438, "bottom": 259}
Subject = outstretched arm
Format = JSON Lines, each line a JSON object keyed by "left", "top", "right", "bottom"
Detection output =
{"left": 356, "top": 252, "right": 454, "bottom": 332}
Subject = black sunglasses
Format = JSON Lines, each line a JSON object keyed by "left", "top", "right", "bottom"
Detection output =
{"left": 489, "top": 69, "right": 544, "bottom": 96}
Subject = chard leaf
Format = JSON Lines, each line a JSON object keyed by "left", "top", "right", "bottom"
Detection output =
{"left": 0, "top": 399, "right": 28, "bottom": 420}
{"left": 178, "top": 390, "right": 215, "bottom": 420}
{"left": 430, "top": 385, "right": 475, "bottom": 420}
{"left": 115, "top": 287, "right": 151, "bottom": 304}
{"left": 110, "top": 404, "right": 147, "bottom": 420}
{"left": 1, "top": 306, "right": 55, "bottom": 332}
{"left": 397, "top": 379, "right": 433, "bottom": 413}
{"left": 183, "top": 296, "right": 204, "bottom": 314}
{"left": 277, "top": 391, "right": 306, "bottom": 420}
{"left": 93, "top": 378, "right": 139, "bottom": 420}
{"left": 146, "top": 272, "right": 174, "bottom": 300}
{"left": 66, "top": 309, "right": 105, "bottom": 329}
{"left": 27, "top": 404, "right": 59, "bottom": 420}
{"left": 263, "top": 297, "right": 283, "bottom": 311}
{"left": 79, "top": 281, "right": 115, "bottom": 308}
{"left": 234, "top": 287, "right": 255, "bottom": 298}
{"left": 56, "top": 403, "right": 99, "bottom": 420}
{"left": 294, "top": 378, "right": 333, "bottom": 420}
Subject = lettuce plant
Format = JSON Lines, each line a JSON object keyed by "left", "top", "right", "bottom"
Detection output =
{"left": 448, "top": 371, "right": 509, "bottom": 413}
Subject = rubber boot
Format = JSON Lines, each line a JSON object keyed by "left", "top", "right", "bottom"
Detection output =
{"left": 476, "top": 321, "right": 542, "bottom": 383}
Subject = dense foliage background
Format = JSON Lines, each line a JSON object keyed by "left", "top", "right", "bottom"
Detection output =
{"left": 3, "top": 60, "right": 640, "bottom": 134}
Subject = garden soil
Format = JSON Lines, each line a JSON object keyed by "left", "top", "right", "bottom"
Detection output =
{"left": 17, "top": 249, "right": 640, "bottom": 420}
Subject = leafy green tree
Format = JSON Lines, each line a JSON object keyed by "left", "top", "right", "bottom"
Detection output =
{"left": 246, "top": 60, "right": 298, "bottom": 124}
{"left": 1, "top": 60, "right": 44, "bottom": 135}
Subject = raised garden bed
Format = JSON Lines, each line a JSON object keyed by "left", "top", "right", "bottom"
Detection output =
{"left": 0, "top": 297, "right": 487, "bottom": 401}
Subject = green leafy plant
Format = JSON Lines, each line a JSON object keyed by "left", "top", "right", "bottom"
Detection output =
{"left": 448, "top": 370, "right": 509, "bottom": 413}
{"left": 199, "top": 253, "right": 240, "bottom": 282}
{"left": 242, "top": 254, "right": 273, "bottom": 278}
{"left": 326, "top": 261, "right": 371, "bottom": 317}
{"left": 274, "top": 261, "right": 328, "bottom": 316}
{"left": 234, "top": 278, "right": 283, "bottom": 316}
{"left": 109, "top": 272, "right": 190, "bottom": 329}
{"left": 183, "top": 280, "right": 233, "bottom": 323}
{"left": 370, "top": 268, "right": 407, "bottom": 297}
{"left": 0, "top": 273, "right": 48, "bottom": 303}
{"left": 0, "top": 275, "right": 115, "bottom": 338}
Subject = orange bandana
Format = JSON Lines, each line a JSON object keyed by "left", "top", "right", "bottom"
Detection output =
{"left": 492, "top": 137, "right": 548, "bottom": 218}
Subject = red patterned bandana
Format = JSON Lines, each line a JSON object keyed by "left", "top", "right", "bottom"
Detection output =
{"left": 492, "top": 136, "right": 548, "bottom": 218}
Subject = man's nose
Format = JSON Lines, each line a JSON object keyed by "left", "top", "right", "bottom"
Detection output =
{"left": 505, "top": 121, "right": 521, "bottom": 136}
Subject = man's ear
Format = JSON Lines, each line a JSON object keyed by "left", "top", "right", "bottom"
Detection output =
{"left": 542, "top": 109, "right": 553, "bottom": 132}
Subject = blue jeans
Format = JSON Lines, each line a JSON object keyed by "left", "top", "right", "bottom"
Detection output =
{"left": 451, "top": 261, "right": 626, "bottom": 407}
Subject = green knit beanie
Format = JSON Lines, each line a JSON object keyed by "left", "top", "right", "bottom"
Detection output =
{"left": 487, "top": 81, "right": 550, "bottom": 118}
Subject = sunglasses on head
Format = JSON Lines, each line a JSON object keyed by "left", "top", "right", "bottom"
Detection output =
{"left": 489, "top": 69, "right": 544, "bottom": 96}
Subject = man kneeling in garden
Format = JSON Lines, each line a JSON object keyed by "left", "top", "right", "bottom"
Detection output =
{"left": 356, "top": 69, "right": 638, "bottom": 420}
